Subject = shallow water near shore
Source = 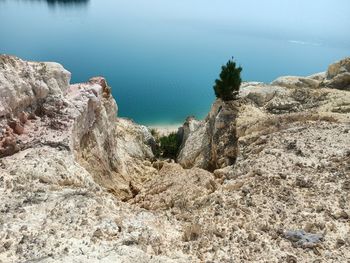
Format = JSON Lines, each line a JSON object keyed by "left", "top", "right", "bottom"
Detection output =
{"left": 0, "top": 0, "right": 349, "bottom": 125}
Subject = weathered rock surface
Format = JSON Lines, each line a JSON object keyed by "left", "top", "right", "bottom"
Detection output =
{"left": 271, "top": 75, "right": 320, "bottom": 90}
{"left": 167, "top": 58, "right": 350, "bottom": 261}
{"left": 178, "top": 57, "right": 350, "bottom": 170}
{"left": 114, "top": 118, "right": 156, "bottom": 178}
{"left": 0, "top": 55, "right": 156, "bottom": 200}
{"left": 0, "top": 55, "right": 190, "bottom": 262}
{"left": 0, "top": 55, "right": 71, "bottom": 118}
{"left": 0, "top": 146, "right": 191, "bottom": 262}
{"left": 284, "top": 230, "right": 323, "bottom": 248}
{"left": 139, "top": 58, "right": 350, "bottom": 262}
{"left": 323, "top": 57, "right": 350, "bottom": 90}
{"left": 136, "top": 121, "right": 350, "bottom": 262}
{"left": 177, "top": 117, "right": 210, "bottom": 169}
{"left": 1, "top": 55, "right": 350, "bottom": 263}
{"left": 177, "top": 99, "right": 238, "bottom": 171}
{"left": 131, "top": 163, "right": 217, "bottom": 211}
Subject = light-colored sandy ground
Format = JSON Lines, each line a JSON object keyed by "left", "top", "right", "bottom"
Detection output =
{"left": 147, "top": 124, "right": 181, "bottom": 136}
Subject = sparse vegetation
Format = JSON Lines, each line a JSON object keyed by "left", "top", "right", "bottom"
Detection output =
{"left": 150, "top": 128, "right": 159, "bottom": 138}
{"left": 159, "top": 132, "right": 181, "bottom": 159}
{"left": 214, "top": 58, "right": 242, "bottom": 101}
{"left": 150, "top": 130, "right": 181, "bottom": 159}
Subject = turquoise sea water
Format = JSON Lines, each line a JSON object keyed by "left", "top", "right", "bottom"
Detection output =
{"left": 0, "top": 0, "right": 349, "bottom": 125}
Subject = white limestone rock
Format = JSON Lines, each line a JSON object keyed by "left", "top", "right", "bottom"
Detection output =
{"left": 178, "top": 59, "right": 350, "bottom": 171}
{"left": 271, "top": 75, "right": 320, "bottom": 89}
{"left": 0, "top": 55, "right": 70, "bottom": 118}
{"left": 177, "top": 117, "right": 210, "bottom": 169}
{"left": 0, "top": 55, "right": 190, "bottom": 262}
{"left": 2, "top": 54, "right": 350, "bottom": 263}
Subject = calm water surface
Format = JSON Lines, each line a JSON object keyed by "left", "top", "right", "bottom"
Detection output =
{"left": 0, "top": 0, "right": 349, "bottom": 124}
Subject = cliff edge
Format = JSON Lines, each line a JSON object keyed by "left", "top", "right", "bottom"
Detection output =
{"left": 0, "top": 55, "right": 349, "bottom": 262}
{"left": 0, "top": 55, "right": 190, "bottom": 262}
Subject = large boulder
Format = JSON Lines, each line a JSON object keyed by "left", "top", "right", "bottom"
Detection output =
{"left": 113, "top": 117, "right": 157, "bottom": 192}
{"left": 0, "top": 55, "right": 71, "bottom": 117}
{"left": 323, "top": 57, "right": 350, "bottom": 90}
{"left": 176, "top": 117, "right": 210, "bottom": 169}
{"left": 177, "top": 99, "right": 238, "bottom": 171}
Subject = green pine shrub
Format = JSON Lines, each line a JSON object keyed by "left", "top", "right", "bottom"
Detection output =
{"left": 159, "top": 132, "right": 181, "bottom": 159}
{"left": 213, "top": 58, "right": 242, "bottom": 101}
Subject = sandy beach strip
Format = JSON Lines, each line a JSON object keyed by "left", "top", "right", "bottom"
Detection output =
{"left": 147, "top": 123, "right": 182, "bottom": 136}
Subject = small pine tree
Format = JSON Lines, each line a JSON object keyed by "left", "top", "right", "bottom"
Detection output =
{"left": 213, "top": 58, "right": 242, "bottom": 101}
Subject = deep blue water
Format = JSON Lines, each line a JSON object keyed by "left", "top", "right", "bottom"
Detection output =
{"left": 0, "top": 0, "right": 349, "bottom": 125}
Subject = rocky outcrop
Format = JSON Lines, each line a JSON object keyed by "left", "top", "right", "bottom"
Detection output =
{"left": 178, "top": 58, "right": 350, "bottom": 171}
{"left": 170, "top": 58, "right": 350, "bottom": 261}
{"left": 323, "top": 57, "right": 350, "bottom": 90}
{"left": 0, "top": 55, "right": 71, "bottom": 118}
{"left": 176, "top": 117, "right": 210, "bottom": 169}
{"left": 0, "top": 55, "right": 189, "bottom": 262}
{"left": 0, "top": 55, "right": 71, "bottom": 157}
{"left": 1, "top": 55, "right": 350, "bottom": 263}
{"left": 0, "top": 55, "right": 156, "bottom": 200}
{"left": 177, "top": 100, "right": 238, "bottom": 171}
{"left": 114, "top": 118, "right": 155, "bottom": 176}
{"left": 136, "top": 122, "right": 350, "bottom": 262}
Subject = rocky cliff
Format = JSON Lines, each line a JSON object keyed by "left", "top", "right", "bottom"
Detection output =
{"left": 0, "top": 55, "right": 188, "bottom": 262}
{"left": 0, "top": 55, "right": 349, "bottom": 263}
{"left": 178, "top": 57, "right": 350, "bottom": 172}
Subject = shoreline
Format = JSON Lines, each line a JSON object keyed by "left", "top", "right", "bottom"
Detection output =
{"left": 147, "top": 123, "right": 182, "bottom": 136}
